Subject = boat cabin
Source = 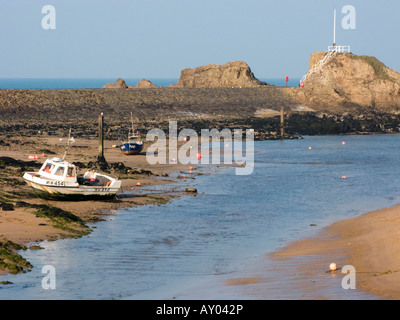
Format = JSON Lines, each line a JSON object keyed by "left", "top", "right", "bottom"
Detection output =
{"left": 128, "top": 136, "right": 143, "bottom": 143}
{"left": 39, "top": 158, "right": 77, "bottom": 184}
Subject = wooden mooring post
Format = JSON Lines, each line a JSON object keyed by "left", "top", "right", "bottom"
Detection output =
{"left": 98, "top": 112, "right": 106, "bottom": 163}
{"left": 280, "top": 106, "right": 285, "bottom": 137}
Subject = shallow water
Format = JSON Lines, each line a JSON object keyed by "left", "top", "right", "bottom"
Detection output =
{"left": 2, "top": 134, "right": 400, "bottom": 300}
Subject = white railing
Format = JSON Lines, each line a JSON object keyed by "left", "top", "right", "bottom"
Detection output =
{"left": 300, "top": 50, "right": 337, "bottom": 83}
{"left": 328, "top": 45, "right": 351, "bottom": 53}
{"left": 299, "top": 45, "right": 351, "bottom": 84}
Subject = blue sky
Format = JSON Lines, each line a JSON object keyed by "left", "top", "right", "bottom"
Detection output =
{"left": 1, "top": 0, "right": 399, "bottom": 79}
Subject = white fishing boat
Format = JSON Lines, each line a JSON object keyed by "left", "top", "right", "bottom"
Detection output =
{"left": 23, "top": 157, "right": 122, "bottom": 200}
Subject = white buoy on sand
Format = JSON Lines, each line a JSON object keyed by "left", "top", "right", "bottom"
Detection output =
{"left": 329, "top": 263, "right": 337, "bottom": 271}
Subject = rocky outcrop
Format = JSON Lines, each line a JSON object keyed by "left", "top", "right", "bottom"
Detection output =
{"left": 171, "top": 61, "right": 268, "bottom": 88}
{"left": 134, "top": 79, "right": 157, "bottom": 88}
{"left": 103, "top": 78, "right": 129, "bottom": 89}
{"left": 292, "top": 52, "right": 400, "bottom": 112}
{"left": 103, "top": 78, "right": 158, "bottom": 88}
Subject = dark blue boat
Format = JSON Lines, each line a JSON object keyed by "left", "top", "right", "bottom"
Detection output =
{"left": 120, "top": 113, "right": 144, "bottom": 155}
{"left": 120, "top": 137, "right": 144, "bottom": 155}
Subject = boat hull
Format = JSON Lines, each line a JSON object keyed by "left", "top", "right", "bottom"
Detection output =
{"left": 120, "top": 142, "right": 143, "bottom": 155}
{"left": 24, "top": 179, "right": 120, "bottom": 201}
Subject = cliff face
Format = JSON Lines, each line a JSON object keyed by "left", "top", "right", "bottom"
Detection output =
{"left": 171, "top": 61, "right": 268, "bottom": 88}
{"left": 293, "top": 52, "right": 400, "bottom": 112}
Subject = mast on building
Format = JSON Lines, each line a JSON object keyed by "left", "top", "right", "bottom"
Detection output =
{"left": 300, "top": 9, "right": 351, "bottom": 85}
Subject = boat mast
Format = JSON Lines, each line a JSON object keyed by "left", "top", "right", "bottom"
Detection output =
{"left": 62, "top": 128, "right": 72, "bottom": 160}
{"left": 129, "top": 111, "right": 139, "bottom": 138}
{"left": 130, "top": 112, "right": 134, "bottom": 137}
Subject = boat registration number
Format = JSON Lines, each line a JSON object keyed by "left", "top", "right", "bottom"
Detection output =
{"left": 46, "top": 180, "right": 65, "bottom": 186}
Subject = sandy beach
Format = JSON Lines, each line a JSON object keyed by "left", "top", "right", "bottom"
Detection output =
{"left": 225, "top": 203, "right": 400, "bottom": 300}
{"left": 273, "top": 203, "right": 400, "bottom": 300}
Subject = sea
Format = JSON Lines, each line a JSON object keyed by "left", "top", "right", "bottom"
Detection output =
{"left": 2, "top": 133, "right": 400, "bottom": 300}
{"left": 0, "top": 78, "right": 301, "bottom": 89}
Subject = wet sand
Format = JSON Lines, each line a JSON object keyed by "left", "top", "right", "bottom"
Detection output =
{"left": 282, "top": 203, "right": 400, "bottom": 300}
{"left": 226, "top": 204, "right": 400, "bottom": 300}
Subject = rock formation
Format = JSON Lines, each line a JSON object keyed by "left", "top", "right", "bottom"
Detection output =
{"left": 134, "top": 79, "right": 157, "bottom": 88}
{"left": 171, "top": 61, "right": 268, "bottom": 88}
{"left": 103, "top": 78, "right": 129, "bottom": 88}
{"left": 103, "top": 78, "right": 158, "bottom": 88}
{"left": 293, "top": 52, "right": 400, "bottom": 112}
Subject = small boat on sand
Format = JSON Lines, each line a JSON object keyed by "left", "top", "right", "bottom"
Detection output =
{"left": 120, "top": 113, "right": 144, "bottom": 155}
{"left": 23, "top": 157, "right": 122, "bottom": 201}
